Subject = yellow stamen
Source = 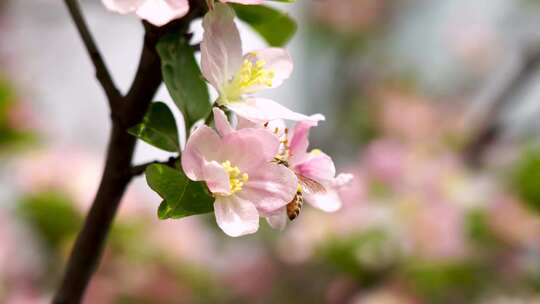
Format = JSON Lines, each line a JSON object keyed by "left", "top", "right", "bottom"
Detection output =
{"left": 219, "top": 58, "right": 275, "bottom": 103}
{"left": 221, "top": 160, "right": 249, "bottom": 194}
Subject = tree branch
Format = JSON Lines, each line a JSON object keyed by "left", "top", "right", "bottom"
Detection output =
{"left": 64, "top": 0, "right": 122, "bottom": 110}
{"left": 131, "top": 156, "right": 180, "bottom": 176}
{"left": 52, "top": 25, "right": 162, "bottom": 304}
{"left": 464, "top": 45, "right": 540, "bottom": 167}
{"left": 53, "top": 1, "right": 206, "bottom": 302}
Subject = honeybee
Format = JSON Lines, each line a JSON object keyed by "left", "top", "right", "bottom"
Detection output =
{"left": 287, "top": 188, "right": 303, "bottom": 220}
{"left": 275, "top": 158, "right": 326, "bottom": 220}
{"left": 268, "top": 124, "right": 326, "bottom": 221}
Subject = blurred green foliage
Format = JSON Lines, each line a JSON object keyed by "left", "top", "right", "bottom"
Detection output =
{"left": 318, "top": 230, "right": 397, "bottom": 286}
{"left": 513, "top": 148, "right": 540, "bottom": 213}
{"left": 465, "top": 209, "right": 501, "bottom": 248}
{"left": 17, "top": 191, "right": 81, "bottom": 249}
{"left": 401, "top": 261, "right": 489, "bottom": 304}
{"left": 0, "top": 77, "right": 33, "bottom": 149}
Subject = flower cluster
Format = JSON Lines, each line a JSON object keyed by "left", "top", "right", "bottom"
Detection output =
{"left": 184, "top": 3, "right": 351, "bottom": 236}
{"left": 103, "top": 0, "right": 351, "bottom": 236}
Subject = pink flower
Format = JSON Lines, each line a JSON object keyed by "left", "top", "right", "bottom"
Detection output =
{"left": 363, "top": 139, "right": 404, "bottom": 185}
{"left": 181, "top": 108, "right": 297, "bottom": 236}
{"left": 265, "top": 119, "right": 353, "bottom": 229}
{"left": 102, "top": 0, "right": 189, "bottom": 26}
{"left": 201, "top": 3, "right": 315, "bottom": 123}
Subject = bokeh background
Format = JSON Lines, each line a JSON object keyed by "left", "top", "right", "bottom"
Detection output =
{"left": 5, "top": 0, "right": 540, "bottom": 303}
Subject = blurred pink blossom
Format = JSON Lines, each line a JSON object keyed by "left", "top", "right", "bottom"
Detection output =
{"left": 363, "top": 139, "right": 404, "bottom": 186}
{"left": 3, "top": 286, "right": 49, "bottom": 304}
{"left": 6, "top": 102, "right": 36, "bottom": 131}
{"left": 350, "top": 285, "right": 417, "bottom": 304}
{"left": 310, "top": 0, "right": 388, "bottom": 35}
{"left": 376, "top": 91, "right": 441, "bottom": 143}
{"left": 14, "top": 148, "right": 101, "bottom": 206}
{"left": 488, "top": 196, "right": 540, "bottom": 247}
{"left": 444, "top": 11, "right": 500, "bottom": 72}
{"left": 148, "top": 216, "right": 217, "bottom": 265}
{"left": 403, "top": 200, "right": 467, "bottom": 260}
{"left": 219, "top": 248, "right": 276, "bottom": 299}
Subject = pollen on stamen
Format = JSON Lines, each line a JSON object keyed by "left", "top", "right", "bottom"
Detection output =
{"left": 221, "top": 161, "right": 249, "bottom": 194}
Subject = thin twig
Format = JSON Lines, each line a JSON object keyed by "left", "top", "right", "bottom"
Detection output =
{"left": 464, "top": 45, "right": 540, "bottom": 167}
{"left": 131, "top": 156, "right": 180, "bottom": 176}
{"left": 64, "top": 0, "right": 122, "bottom": 109}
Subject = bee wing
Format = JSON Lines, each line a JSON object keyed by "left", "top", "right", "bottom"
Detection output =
{"left": 297, "top": 174, "right": 326, "bottom": 194}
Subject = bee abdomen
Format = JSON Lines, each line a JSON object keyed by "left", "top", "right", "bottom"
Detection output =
{"left": 286, "top": 190, "right": 303, "bottom": 221}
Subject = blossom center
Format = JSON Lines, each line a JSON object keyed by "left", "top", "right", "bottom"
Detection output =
{"left": 221, "top": 160, "right": 249, "bottom": 194}
{"left": 219, "top": 58, "right": 275, "bottom": 103}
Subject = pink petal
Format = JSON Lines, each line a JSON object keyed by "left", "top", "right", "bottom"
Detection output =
{"left": 102, "top": 0, "right": 143, "bottom": 14}
{"left": 220, "top": 128, "right": 280, "bottom": 172}
{"left": 294, "top": 151, "right": 336, "bottom": 183}
{"left": 201, "top": 3, "right": 243, "bottom": 90}
{"left": 213, "top": 107, "right": 234, "bottom": 136}
{"left": 243, "top": 48, "right": 293, "bottom": 91}
{"left": 214, "top": 195, "right": 259, "bottom": 237}
{"left": 305, "top": 190, "right": 342, "bottom": 212}
{"left": 288, "top": 117, "right": 324, "bottom": 165}
{"left": 182, "top": 126, "right": 222, "bottom": 181}
{"left": 238, "top": 163, "right": 297, "bottom": 214}
{"left": 265, "top": 208, "right": 288, "bottom": 230}
{"left": 236, "top": 116, "right": 286, "bottom": 133}
{"left": 135, "top": 0, "right": 189, "bottom": 26}
{"left": 221, "top": 0, "right": 265, "bottom": 4}
{"left": 227, "top": 98, "right": 319, "bottom": 123}
{"left": 236, "top": 114, "right": 258, "bottom": 129}
{"left": 202, "top": 160, "right": 231, "bottom": 195}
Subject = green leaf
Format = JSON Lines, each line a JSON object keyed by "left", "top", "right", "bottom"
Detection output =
{"left": 18, "top": 191, "right": 81, "bottom": 249}
{"left": 232, "top": 4, "right": 297, "bottom": 47}
{"left": 146, "top": 163, "right": 214, "bottom": 219}
{"left": 157, "top": 33, "right": 211, "bottom": 129}
{"left": 128, "top": 102, "right": 179, "bottom": 152}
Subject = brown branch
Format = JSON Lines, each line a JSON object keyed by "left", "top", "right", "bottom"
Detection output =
{"left": 64, "top": 0, "right": 121, "bottom": 109}
{"left": 464, "top": 45, "right": 540, "bottom": 167}
{"left": 53, "top": 1, "right": 206, "bottom": 303}
{"left": 131, "top": 156, "right": 180, "bottom": 176}
{"left": 52, "top": 25, "right": 162, "bottom": 304}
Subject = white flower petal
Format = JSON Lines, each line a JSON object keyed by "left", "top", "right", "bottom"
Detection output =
{"left": 102, "top": 0, "right": 143, "bottom": 14}
{"left": 135, "top": 0, "right": 189, "bottom": 26}
{"left": 201, "top": 3, "right": 243, "bottom": 89}
{"left": 333, "top": 173, "right": 354, "bottom": 187}
{"left": 305, "top": 190, "right": 343, "bottom": 212}
{"left": 243, "top": 48, "right": 293, "bottom": 91}
{"left": 227, "top": 98, "right": 318, "bottom": 123}
{"left": 214, "top": 195, "right": 259, "bottom": 237}
{"left": 265, "top": 208, "right": 288, "bottom": 231}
